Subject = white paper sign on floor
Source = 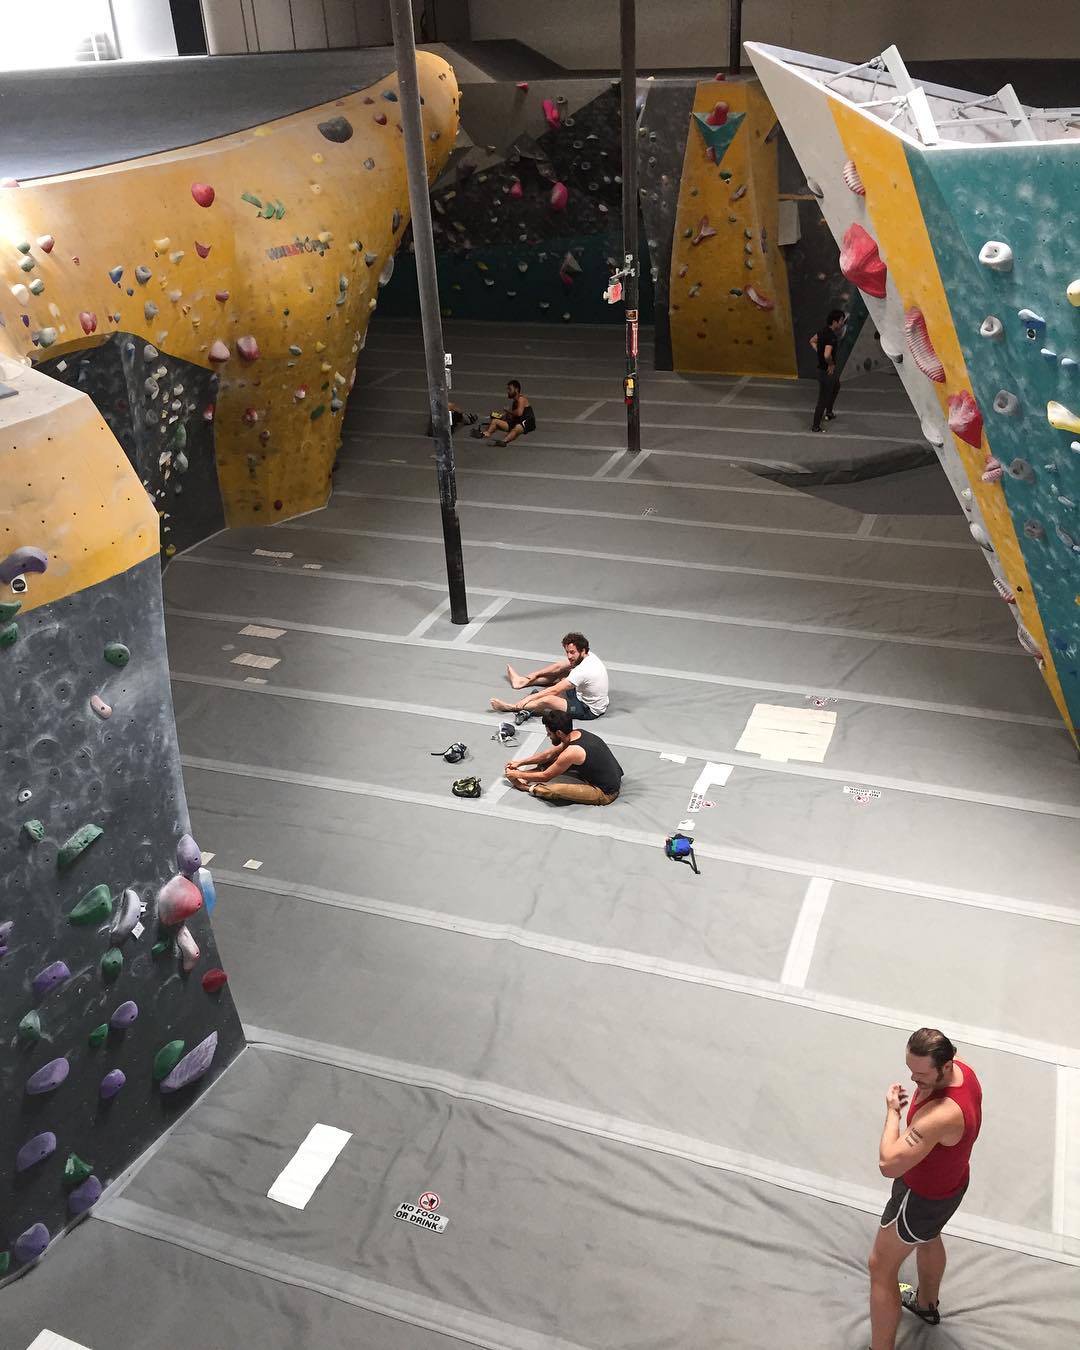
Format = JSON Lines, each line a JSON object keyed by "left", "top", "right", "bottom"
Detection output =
{"left": 268, "top": 1123, "right": 352, "bottom": 1210}
{"left": 25, "top": 1334, "right": 93, "bottom": 1350}
{"left": 395, "top": 1200, "right": 450, "bottom": 1233}
{"left": 737, "top": 704, "right": 837, "bottom": 764}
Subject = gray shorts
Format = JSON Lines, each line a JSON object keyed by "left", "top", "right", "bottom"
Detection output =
{"left": 880, "top": 1178, "right": 967, "bottom": 1244}
{"left": 565, "top": 688, "right": 603, "bottom": 721}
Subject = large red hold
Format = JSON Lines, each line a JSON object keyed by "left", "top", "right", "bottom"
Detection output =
{"left": 156, "top": 875, "right": 204, "bottom": 927}
{"left": 191, "top": 182, "right": 215, "bottom": 208}
{"left": 947, "top": 390, "right": 984, "bottom": 448}
{"left": 839, "top": 223, "right": 887, "bottom": 299}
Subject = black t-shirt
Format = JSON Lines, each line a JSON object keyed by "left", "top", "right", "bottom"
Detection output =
{"left": 816, "top": 325, "right": 839, "bottom": 370}
{"left": 571, "top": 730, "right": 623, "bottom": 796}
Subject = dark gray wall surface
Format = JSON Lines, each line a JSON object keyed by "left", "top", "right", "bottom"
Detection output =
{"left": 0, "top": 556, "right": 243, "bottom": 1276}
{"left": 42, "top": 337, "right": 225, "bottom": 562}
{"left": 638, "top": 82, "right": 695, "bottom": 370}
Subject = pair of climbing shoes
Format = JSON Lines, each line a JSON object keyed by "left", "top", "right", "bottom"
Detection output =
{"left": 452, "top": 776, "right": 481, "bottom": 799}
{"left": 432, "top": 742, "right": 467, "bottom": 763}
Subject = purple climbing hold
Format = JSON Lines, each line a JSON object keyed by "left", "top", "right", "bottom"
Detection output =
{"left": 68, "top": 1175, "right": 103, "bottom": 1215}
{"left": 0, "top": 546, "right": 48, "bottom": 586}
{"left": 176, "top": 833, "right": 201, "bottom": 877}
{"left": 109, "top": 1000, "right": 139, "bottom": 1030}
{"left": 0, "top": 919, "right": 11, "bottom": 943}
{"left": 16, "top": 1132, "right": 57, "bottom": 1172}
{"left": 26, "top": 1057, "right": 70, "bottom": 1094}
{"left": 14, "top": 1223, "right": 49, "bottom": 1264}
{"left": 160, "top": 1031, "right": 219, "bottom": 1094}
{"left": 32, "top": 959, "right": 71, "bottom": 999}
{"left": 100, "top": 1068, "right": 126, "bottom": 1099}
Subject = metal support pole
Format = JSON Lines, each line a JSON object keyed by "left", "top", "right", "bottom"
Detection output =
{"left": 728, "top": 0, "right": 743, "bottom": 76}
{"left": 388, "top": 0, "right": 469, "bottom": 623}
{"left": 619, "top": 0, "right": 641, "bottom": 458}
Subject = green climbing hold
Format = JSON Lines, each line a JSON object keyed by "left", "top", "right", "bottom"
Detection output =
{"left": 241, "top": 192, "right": 263, "bottom": 208}
{"left": 0, "top": 1251, "right": 9, "bottom": 1275}
{"left": 310, "top": 404, "right": 326, "bottom": 421}
{"left": 0, "top": 599, "right": 21, "bottom": 621}
{"left": 274, "top": 202, "right": 286, "bottom": 220}
{"left": 100, "top": 948, "right": 123, "bottom": 982}
{"left": 260, "top": 201, "right": 276, "bottom": 219}
{"left": 88, "top": 1023, "right": 108, "bottom": 1047}
{"left": 288, "top": 344, "right": 302, "bottom": 356}
{"left": 151, "top": 939, "right": 170, "bottom": 958}
{"left": 104, "top": 642, "right": 130, "bottom": 667}
{"left": 63, "top": 1153, "right": 94, "bottom": 1187}
{"left": 153, "top": 1039, "right": 186, "bottom": 1081}
{"left": 21, "top": 819, "right": 45, "bottom": 844}
{"left": 0, "top": 622, "right": 17, "bottom": 649}
{"left": 18, "top": 1010, "right": 42, "bottom": 1045}
{"left": 57, "top": 823, "right": 103, "bottom": 870}
{"left": 69, "top": 884, "right": 112, "bottom": 926}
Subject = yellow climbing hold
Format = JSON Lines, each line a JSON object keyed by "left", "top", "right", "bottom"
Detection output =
{"left": 1047, "top": 401, "right": 1080, "bottom": 434}
{"left": 154, "top": 238, "right": 170, "bottom": 252}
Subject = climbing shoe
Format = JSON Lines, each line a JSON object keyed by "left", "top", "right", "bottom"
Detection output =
{"left": 470, "top": 426, "right": 484, "bottom": 439}
{"left": 899, "top": 1285, "right": 940, "bottom": 1325}
{"left": 432, "top": 742, "right": 467, "bottom": 763}
{"left": 492, "top": 723, "right": 518, "bottom": 746}
{"left": 452, "top": 776, "right": 481, "bottom": 798}
{"left": 513, "top": 709, "right": 533, "bottom": 725}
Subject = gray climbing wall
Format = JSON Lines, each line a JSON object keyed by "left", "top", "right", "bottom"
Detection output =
{"left": 41, "top": 336, "right": 225, "bottom": 562}
{"left": 1, "top": 499, "right": 244, "bottom": 1276}
{"left": 638, "top": 82, "right": 696, "bottom": 370}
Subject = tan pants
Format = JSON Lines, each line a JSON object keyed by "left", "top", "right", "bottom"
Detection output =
{"left": 530, "top": 782, "right": 619, "bottom": 806}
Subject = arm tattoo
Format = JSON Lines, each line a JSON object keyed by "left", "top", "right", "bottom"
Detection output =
{"left": 904, "top": 1128, "right": 923, "bottom": 1148}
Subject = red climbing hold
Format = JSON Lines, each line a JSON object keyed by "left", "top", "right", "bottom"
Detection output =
{"left": 79, "top": 311, "right": 98, "bottom": 335}
{"left": 37, "top": 235, "right": 54, "bottom": 253}
{"left": 705, "top": 102, "right": 730, "bottom": 126}
{"left": 156, "top": 874, "right": 203, "bottom": 926}
{"left": 374, "top": 112, "right": 388, "bottom": 126}
{"left": 947, "top": 391, "right": 984, "bottom": 448}
{"left": 242, "top": 408, "right": 259, "bottom": 426}
{"left": 839, "top": 223, "right": 887, "bottom": 299}
{"left": 745, "top": 286, "right": 774, "bottom": 311}
{"left": 208, "top": 340, "right": 230, "bottom": 363}
{"left": 904, "top": 308, "right": 945, "bottom": 382}
{"left": 549, "top": 182, "right": 568, "bottom": 211}
{"left": 691, "top": 216, "right": 717, "bottom": 247}
{"left": 191, "top": 182, "right": 215, "bottom": 208}
{"left": 542, "top": 99, "right": 560, "bottom": 130}
{"left": 195, "top": 241, "right": 212, "bottom": 259}
{"left": 202, "top": 968, "right": 228, "bottom": 994}
{"left": 236, "top": 335, "right": 260, "bottom": 362}
{"left": 516, "top": 82, "right": 529, "bottom": 92}
{"left": 509, "top": 179, "right": 523, "bottom": 199}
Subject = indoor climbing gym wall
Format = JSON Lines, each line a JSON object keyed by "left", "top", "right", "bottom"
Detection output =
{"left": 0, "top": 52, "right": 458, "bottom": 540}
{"left": 378, "top": 77, "right": 643, "bottom": 327}
{"left": 665, "top": 79, "right": 797, "bottom": 377}
{"left": 748, "top": 43, "right": 1079, "bottom": 744}
{"left": 0, "top": 360, "right": 245, "bottom": 1277}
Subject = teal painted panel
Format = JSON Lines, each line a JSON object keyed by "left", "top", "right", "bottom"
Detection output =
{"left": 906, "top": 139, "right": 1080, "bottom": 731}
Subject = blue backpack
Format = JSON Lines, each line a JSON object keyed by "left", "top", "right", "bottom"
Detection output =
{"left": 664, "top": 833, "right": 700, "bottom": 875}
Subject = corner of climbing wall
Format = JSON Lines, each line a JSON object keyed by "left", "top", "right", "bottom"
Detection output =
{"left": 747, "top": 43, "right": 1078, "bottom": 745}
{"left": 0, "top": 366, "right": 245, "bottom": 1278}
{"left": 0, "top": 52, "right": 458, "bottom": 534}
{"left": 667, "top": 78, "right": 797, "bottom": 377}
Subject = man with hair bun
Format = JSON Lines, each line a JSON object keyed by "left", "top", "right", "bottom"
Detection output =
{"left": 866, "top": 1028, "right": 982, "bottom": 1350}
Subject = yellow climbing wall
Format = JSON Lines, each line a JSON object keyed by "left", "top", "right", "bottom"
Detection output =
{"left": 829, "top": 101, "right": 1075, "bottom": 743}
{"left": 0, "top": 54, "right": 459, "bottom": 527}
{"left": 0, "top": 366, "right": 158, "bottom": 612}
{"left": 669, "top": 81, "right": 797, "bottom": 377}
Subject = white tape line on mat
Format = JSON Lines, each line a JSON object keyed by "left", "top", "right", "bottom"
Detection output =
{"left": 780, "top": 879, "right": 833, "bottom": 988}
{"left": 1053, "top": 1066, "right": 1080, "bottom": 1240}
{"left": 267, "top": 1122, "right": 352, "bottom": 1209}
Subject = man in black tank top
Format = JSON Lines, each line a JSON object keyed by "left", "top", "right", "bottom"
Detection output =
{"left": 504, "top": 710, "right": 623, "bottom": 805}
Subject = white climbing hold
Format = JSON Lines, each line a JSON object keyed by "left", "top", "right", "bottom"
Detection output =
{"left": 841, "top": 160, "right": 866, "bottom": 195}
{"left": 978, "top": 241, "right": 1013, "bottom": 271}
{"left": 920, "top": 417, "right": 945, "bottom": 448}
{"left": 969, "top": 522, "right": 994, "bottom": 551}
{"left": 1067, "top": 279, "right": 1080, "bottom": 306}
{"left": 979, "top": 316, "right": 1003, "bottom": 340}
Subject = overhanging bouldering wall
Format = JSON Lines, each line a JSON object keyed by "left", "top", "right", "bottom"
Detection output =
{"left": 0, "top": 363, "right": 245, "bottom": 1278}
{"left": 748, "top": 43, "right": 1079, "bottom": 745}
{"left": 667, "top": 79, "right": 798, "bottom": 377}
{"left": 378, "top": 79, "right": 651, "bottom": 326}
{"left": 0, "top": 53, "right": 458, "bottom": 533}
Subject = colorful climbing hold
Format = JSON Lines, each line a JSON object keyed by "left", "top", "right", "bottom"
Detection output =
{"left": 100, "top": 1068, "right": 126, "bottom": 1099}
{"left": 104, "top": 641, "right": 130, "bottom": 667}
{"left": 90, "top": 693, "right": 112, "bottom": 719}
{"left": 1047, "top": 401, "right": 1080, "bottom": 434}
{"left": 69, "top": 883, "right": 112, "bottom": 926}
{"left": 236, "top": 335, "right": 260, "bottom": 362}
{"left": 839, "top": 223, "right": 887, "bottom": 299}
{"left": 549, "top": 182, "right": 568, "bottom": 211}
{"left": 318, "top": 115, "right": 354, "bottom": 143}
{"left": 57, "top": 823, "right": 103, "bottom": 870}
{"left": 0, "top": 545, "right": 48, "bottom": 584}
{"left": 26, "top": 1056, "right": 70, "bottom": 1094}
{"left": 68, "top": 1176, "right": 103, "bottom": 1215}
{"left": 135, "top": 265, "right": 152, "bottom": 285}
{"left": 63, "top": 1152, "right": 94, "bottom": 1187}
{"left": 16, "top": 1133, "right": 57, "bottom": 1172}
{"left": 88, "top": 1023, "right": 108, "bottom": 1047}
{"left": 108, "top": 265, "right": 124, "bottom": 285}
{"left": 542, "top": 99, "right": 560, "bottom": 129}
{"left": 208, "top": 339, "right": 230, "bottom": 363}
{"left": 195, "top": 241, "right": 212, "bottom": 259}
{"left": 32, "top": 960, "right": 70, "bottom": 998}
{"left": 14, "top": 1224, "right": 49, "bottom": 1265}
{"left": 18, "top": 1010, "right": 42, "bottom": 1045}
{"left": 176, "top": 833, "right": 201, "bottom": 878}
{"left": 904, "top": 309, "right": 945, "bottom": 381}
{"left": 110, "top": 887, "right": 143, "bottom": 944}
{"left": 978, "top": 241, "right": 1013, "bottom": 272}
{"left": 195, "top": 866, "right": 217, "bottom": 913}
{"left": 100, "top": 948, "right": 123, "bottom": 982}
{"left": 947, "top": 391, "right": 984, "bottom": 447}
{"left": 37, "top": 234, "right": 54, "bottom": 253}
{"left": 160, "top": 1031, "right": 219, "bottom": 1094}
{"left": 153, "top": 1039, "right": 186, "bottom": 1081}
{"left": 202, "top": 967, "right": 228, "bottom": 994}
{"left": 744, "top": 286, "right": 774, "bottom": 311}
{"left": 0, "top": 622, "right": 17, "bottom": 649}
{"left": 156, "top": 873, "right": 203, "bottom": 926}
{"left": 177, "top": 923, "right": 200, "bottom": 971}
{"left": 691, "top": 216, "right": 717, "bottom": 247}
{"left": 993, "top": 390, "right": 1020, "bottom": 417}
{"left": 979, "top": 316, "right": 1003, "bottom": 340}
{"left": 981, "top": 456, "right": 1003, "bottom": 482}
{"left": 191, "top": 182, "right": 215, "bottom": 208}
{"left": 109, "top": 1000, "right": 139, "bottom": 1030}
{"left": 841, "top": 160, "right": 866, "bottom": 195}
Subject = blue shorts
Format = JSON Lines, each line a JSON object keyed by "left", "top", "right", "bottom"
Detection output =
{"left": 565, "top": 688, "right": 603, "bottom": 721}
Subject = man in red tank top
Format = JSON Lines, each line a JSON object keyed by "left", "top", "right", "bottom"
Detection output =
{"left": 866, "top": 1028, "right": 982, "bottom": 1350}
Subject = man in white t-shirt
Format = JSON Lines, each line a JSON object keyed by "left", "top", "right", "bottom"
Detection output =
{"left": 490, "top": 631, "right": 609, "bottom": 722}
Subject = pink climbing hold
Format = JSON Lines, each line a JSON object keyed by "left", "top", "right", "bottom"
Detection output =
{"left": 993, "top": 577, "right": 1016, "bottom": 603}
{"left": 947, "top": 391, "right": 984, "bottom": 448}
{"left": 37, "top": 235, "right": 54, "bottom": 253}
{"left": 904, "top": 308, "right": 945, "bottom": 382}
{"left": 509, "top": 179, "right": 523, "bottom": 199}
{"left": 156, "top": 874, "right": 203, "bottom": 926}
{"left": 745, "top": 286, "right": 774, "bottom": 311}
{"left": 208, "top": 340, "right": 230, "bottom": 363}
{"left": 516, "top": 81, "right": 529, "bottom": 92}
{"left": 549, "top": 182, "right": 568, "bottom": 211}
{"left": 542, "top": 99, "right": 560, "bottom": 130}
{"left": 191, "top": 182, "right": 215, "bottom": 208}
{"left": 705, "top": 102, "right": 730, "bottom": 126}
{"left": 90, "top": 694, "right": 112, "bottom": 719}
{"left": 214, "top": 290, "right": 230, "bottom": 303}
{"left": 242, "top": 407, "right": 259, "bottom": 426}
{"left": 79, "top": 311, "right": 98, "bottom": 335}
{"left": 374, "top": 112, "right": 388, "bottom": 126}
{"left": 981, "top": 456, "right": 1003, "bottom": 482}
{"left": 176, "top": 924, "right": 200, "bottom": 973}
{"left": 1, "top": 176, "right": 20, "bottom": 188}
{"left": 691, "top": 216, "right": 717, "bottom": 247}
{"left": 236, "top": 335, "right": 260, "bottom": 362}
{"left": 195, "top": 241, "right": 212, "bottom": 259}
{"left": 839, "top": 223, "right": 887, "bottom": 299}
{"left": 842, "top": 160, "right": 866, "bottom": 195}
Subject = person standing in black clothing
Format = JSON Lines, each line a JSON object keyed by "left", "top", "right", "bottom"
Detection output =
{"left": 810, "top": 309, "right": 847, "bottom": 432}
{"left": 504, "top": 710, "right": 623, "bottom": 805}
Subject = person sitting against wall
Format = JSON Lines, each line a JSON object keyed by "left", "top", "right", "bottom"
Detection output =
{"left": 471, "top": 379, "right": 536, "bottom": 447}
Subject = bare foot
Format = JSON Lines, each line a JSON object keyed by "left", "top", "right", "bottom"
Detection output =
{"left": 490, "top": 697, "right": 518, "bottom": 713}
{"left": 506, "top": 664, "right": 530, "bottom": 690}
